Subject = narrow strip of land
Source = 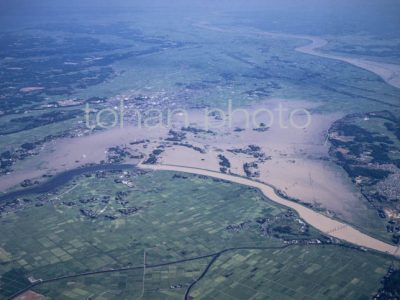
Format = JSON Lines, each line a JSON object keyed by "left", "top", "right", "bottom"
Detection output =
{"left": 139, "top": 163, "right": 400, "bottom": 257}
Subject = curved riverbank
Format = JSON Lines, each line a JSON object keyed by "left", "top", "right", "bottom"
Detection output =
{"left": 139, "top": 163, "right": 400, "bottom": 257}
{"left": 196, "top": 23, "right": 400, "bottom": 91}
{"left": 296, "top": 36, "right": 400, "bottom": 91}
{"left": 0, "top": 164, "right": 137, "bottom": 202}
{"left": 260, "top": 31, "right": 400, "bottom": 91}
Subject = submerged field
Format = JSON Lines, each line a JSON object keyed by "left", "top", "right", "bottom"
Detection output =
{"left": 0, "top": 168, "right": 396, "bottom": 299}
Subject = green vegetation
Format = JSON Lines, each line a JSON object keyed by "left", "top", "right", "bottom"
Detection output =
{"left": 35, "top": 259, "right": 210, "bottom": 300}
{"left": 328, "top": 110, "right": 400, "bottom": 243}
{"left": 191, "top": 246, "right": 394, "bottom": 300}
{"left": 0, "top": 169, "right": 309, "bottom": 298}
{"left": 375, "top": 267, "right": 400, "bottom": 299}
{"left": 0, "top": 169, "right": 395, "bottom": 299}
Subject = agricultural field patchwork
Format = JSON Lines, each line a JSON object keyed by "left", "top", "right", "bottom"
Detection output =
{"left": 0, "top": 169, "right": 395, "bottom": 299}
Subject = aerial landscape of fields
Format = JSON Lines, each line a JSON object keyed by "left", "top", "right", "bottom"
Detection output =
{"left": 0, "top": 0, "right": 400, "bottom": 299}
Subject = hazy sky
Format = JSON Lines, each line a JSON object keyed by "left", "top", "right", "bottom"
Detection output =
{"left": 0, "top": 0, "right": 399, "bottom": 37}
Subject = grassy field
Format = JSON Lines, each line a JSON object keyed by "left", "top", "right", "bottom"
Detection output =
{"left": 191, "top": 246, "right": 395, "bottom": 300}
{"left": 0, "top": 169, "right": 396, "bottom": 299}
{"left": 0, "top": 169, "right": 314, "bottom": 298}
{"left": 35, "top": 259, "right": 210, "bottom": 300}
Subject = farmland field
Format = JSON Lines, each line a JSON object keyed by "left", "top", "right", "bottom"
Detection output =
{"left": 0, "top": 168, "right": 396, "bottom": 299}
